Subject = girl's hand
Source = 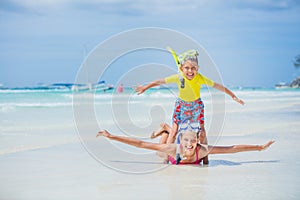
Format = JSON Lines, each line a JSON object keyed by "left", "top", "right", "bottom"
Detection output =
{"left": 259, "top": 140, "right": 275, "bottom": 151}
{"left": 233, "top": 96, "right": 245, "bottom": 105}
{"left": 96, "top": 130, "right": 111, "bottom": 138}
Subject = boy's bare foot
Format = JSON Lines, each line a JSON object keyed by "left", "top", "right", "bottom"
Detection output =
{"left": 150, "top": 123, "right": 168, "bottom": 139}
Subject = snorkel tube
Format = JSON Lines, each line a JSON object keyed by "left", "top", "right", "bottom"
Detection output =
{"left": 167, "top": 47, "right": 185, "bottom": 89}
{"left": 167, "top": 46, "right": 181, "bottom": 68}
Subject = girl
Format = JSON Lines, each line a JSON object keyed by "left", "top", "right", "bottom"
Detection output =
{"left": 96, "top": 125, "right": 274, "bottom": 165}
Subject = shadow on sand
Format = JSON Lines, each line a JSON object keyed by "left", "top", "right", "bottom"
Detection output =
{"left": 109, "top": 159, "right": 280, "bottom": 167}
{"left": 206, "top": 159, "right": 280, "bottom": 167}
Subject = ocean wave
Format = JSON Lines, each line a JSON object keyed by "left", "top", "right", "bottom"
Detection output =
{"left": 0, "top": 102, "right": 72, "bottom": 109}
{"left": 0, "top": 88, "right": 69, "bottom": 94}
{"left": 1, "top": 89, "right": 299, "bottom": 112}
{"left": 70, "top": 92, "right": 178, "bottom": 99}
{"left": 236, "top": 90, "right": 300, "bottom": 97}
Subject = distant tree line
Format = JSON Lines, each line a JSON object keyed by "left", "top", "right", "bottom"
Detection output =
{"left": 294, "top": 54, "right": 300, "bottom": 69}
{"left": 289, "top": 54, "right": 300, "bottom": 88}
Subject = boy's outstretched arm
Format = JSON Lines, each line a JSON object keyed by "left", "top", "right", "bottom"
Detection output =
{"left": 135, "top": 79, "right": 166, "bottom": 95}
{"left": 213, "top": 82, "right": 245, "bottom": 105}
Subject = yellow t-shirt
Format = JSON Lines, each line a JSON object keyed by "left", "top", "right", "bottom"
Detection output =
{"left": 165, "top": 73, "right": 214, "bottom": 102}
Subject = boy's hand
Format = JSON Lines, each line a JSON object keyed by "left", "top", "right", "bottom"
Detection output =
{"left": 233, "top": 96, "right": 245, "bottom": 105}
{"left": 135, "top": 85, "right": 146, "bottom": 95}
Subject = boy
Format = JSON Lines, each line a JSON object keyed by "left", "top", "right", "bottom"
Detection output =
{"left": 135, "top": 48, "right": 244, "bottom": 164}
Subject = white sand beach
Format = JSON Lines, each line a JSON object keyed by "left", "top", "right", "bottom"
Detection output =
{"left": 1, "top": 89, "right": 300, "bottom": 200}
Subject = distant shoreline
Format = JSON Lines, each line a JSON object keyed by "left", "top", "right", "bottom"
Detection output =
{"left": 0, "top": 86, "right": 299, "bottom": 93}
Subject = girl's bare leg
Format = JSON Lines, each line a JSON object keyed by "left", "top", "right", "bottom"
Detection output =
{"left": 157, "top": 132, "right": 170, "bottom": 163}
{"left": 150, "top": 123, "right": 174, "bottom": 163}
{"left": 208, "top": 141, "right": 275, "bottom": 155}
{"left": 159, "top": 132, "right": 169, "bottom": 144}
{"left": 166, "top": 123, "right": 179, "bottom": 144}
{"left": 150, "top": 123, "right": 172, "bottom": 139}
{"left": 199, "top": 125, "right": 208, "bottom": 144}
{"left": 200, "top": 125, "right": 209, "bottom": 164}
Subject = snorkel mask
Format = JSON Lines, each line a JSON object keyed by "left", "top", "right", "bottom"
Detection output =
{"left": 167, "top": 47, "right": 199, "bottom": 67}
{"left": 167, "top": 47, "right": 199, "bottom": 89}
{"left": 178, "top": 49, "right": 199, "bottom": 66}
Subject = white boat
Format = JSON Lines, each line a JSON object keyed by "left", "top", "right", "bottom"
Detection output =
{"left": 275, "top": 82, "right": 290, "bottom": 89}
{"left": 71, "top": 81, "right": 114, "bottom": 92}
{"left": 93, "top": 81, "right": 114, "bottom": 92}
{"left": 71, "top": 83, "right": 92, "bottom": 91}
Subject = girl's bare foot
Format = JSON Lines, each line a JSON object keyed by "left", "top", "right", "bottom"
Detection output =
{"left": 150, "top": 123, "right": 168, "bottom": 139}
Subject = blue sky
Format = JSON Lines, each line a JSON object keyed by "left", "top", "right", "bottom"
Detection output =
{"left": 0, "top": 0, "right": 300, "bottom": 87}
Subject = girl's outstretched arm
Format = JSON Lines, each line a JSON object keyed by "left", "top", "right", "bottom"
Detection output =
{"left": 135, "top": 79, "right": 166, "bottom": 95}
{"left": 213, "top": 82, "right": 245, "bottom": 105}
{"left": 208, "top": 141, "right": 275, "bottom": 155}
{"left": 96, "top": 130, "right": 173, "bottom": 153}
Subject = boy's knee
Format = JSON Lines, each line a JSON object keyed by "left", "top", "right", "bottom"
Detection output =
{"left": 200, "top": 131, "right": 206, "bottom": 137}
{"left": 199, "top": 134, "right": 205, "bottom": 140}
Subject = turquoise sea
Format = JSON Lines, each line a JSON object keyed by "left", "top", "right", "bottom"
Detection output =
{"left": 1, "top": 86, "right": 300, "bottom": 154}
{"left": 0, "top": 88, "right": 300, "bottom": 154}
{"left": 1, "top": 86, "right": 300, "bottom": 199}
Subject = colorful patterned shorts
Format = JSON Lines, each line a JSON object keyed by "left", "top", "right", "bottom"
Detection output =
{"left": 172, "top": 98, "right": 204, "bottom": 125}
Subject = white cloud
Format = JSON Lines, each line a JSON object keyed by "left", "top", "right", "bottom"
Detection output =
{"left": 231, "top": 0, "right": 300, "bottom": 11}
{"left": 10, "top": 0, "right": 71, "bottom": 8}
{"left": 3, "top": 0, "right": 216, "bottom": 14}
{"left": 241, "top": 0, "right": 293, "bottom": 8}
{"left": 2, "top": 0, "right": 299, "bottom": 16}
{"left": 4, "top": 0, "right": 299, "bottom": 15}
